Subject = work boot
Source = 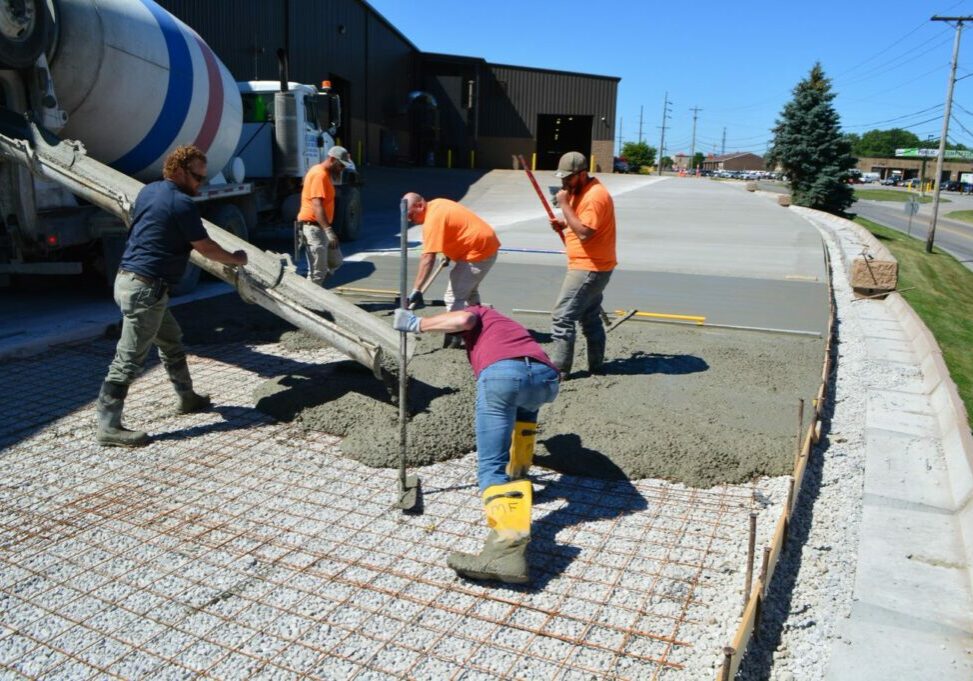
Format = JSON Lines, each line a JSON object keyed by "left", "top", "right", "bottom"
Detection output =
{"left": 506, "top": 420, "right": 537, "bottom": 480}
{"left": 95, "top": 381, "right": 148, "bottom": 447}
{"left": 548, "top": 339, "right": 574, "bottom": 379}
{"left": 167, "top": 359, "right": 212, "bottom": 414}
{"left": 447, "top": 480, "right": 532, "bottom": 584}
{"left": 586, "top": 337, "right": 606, "bottom": 375}
{"left": 443, "top": 332, "right": 465, "bottom": 350}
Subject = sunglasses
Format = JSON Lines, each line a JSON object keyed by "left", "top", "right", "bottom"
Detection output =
{"left": 187, "top": 169, "right": 206, "bottom": 183}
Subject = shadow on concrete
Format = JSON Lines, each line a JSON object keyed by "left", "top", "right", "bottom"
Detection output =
{"left": 601, "top": 351, "right": 708, "bottom": 376}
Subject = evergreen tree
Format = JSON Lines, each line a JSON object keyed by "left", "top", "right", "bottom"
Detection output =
{"left": 767, "top": 63, "right": 856, "bottom": 215}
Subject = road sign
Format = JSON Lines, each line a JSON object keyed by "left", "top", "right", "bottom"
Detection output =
{"left": 895, "top": 147, "right": 973, "bottom": 160}
{"left": 904, "top": 199, "right": 920, "bottom": 216}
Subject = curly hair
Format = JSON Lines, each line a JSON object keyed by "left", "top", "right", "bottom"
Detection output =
{"left": 162, "top": 145, "right": 207, "bottom": 179}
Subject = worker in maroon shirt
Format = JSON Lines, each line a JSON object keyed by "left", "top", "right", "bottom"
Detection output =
{"left": 394, "top": 305, "right": 560, "bottom": 584}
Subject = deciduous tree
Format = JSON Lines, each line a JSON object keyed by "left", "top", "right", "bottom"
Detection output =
{"left": 620, "top": 141, "right": 657, "bottom": 173}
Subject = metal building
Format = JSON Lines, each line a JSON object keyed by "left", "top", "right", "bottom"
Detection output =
{"left": 156, "top": 0, "right": 618, "bottom": 171}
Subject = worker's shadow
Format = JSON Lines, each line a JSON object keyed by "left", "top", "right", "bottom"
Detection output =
{"left": 522, "top": 433, "right": 648, "bottom": 591}
{"left": 253, "top": 361, "right": 455, "bottom": 421}
{"left": 598, "top": 351, "right": 708, "bottom": 376}
{"left": 150, "top": 405, "right": 265, "bottom": 442}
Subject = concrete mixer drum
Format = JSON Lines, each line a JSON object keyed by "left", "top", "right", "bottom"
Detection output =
{"left": 0, "top": 0, "right": 51, "bottom": 69}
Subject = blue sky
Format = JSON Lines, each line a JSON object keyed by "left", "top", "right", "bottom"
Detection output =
{"left": 367, "top": 0, "right": 973, "bottom": 158}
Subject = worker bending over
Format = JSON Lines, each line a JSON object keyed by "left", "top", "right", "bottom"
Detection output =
{"left": 402, "top": 192, "right": 500, "bottom": 348}
{"left": 394, "top": 305, "right": 559, "bottom": 584}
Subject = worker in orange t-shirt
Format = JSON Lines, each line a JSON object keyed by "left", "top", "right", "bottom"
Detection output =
{"left": 296, "top": 146, "right": 351, "bottom": 286}
{"left": 547, "top": 151, "right": 617, "bottom": 378}
{"left": 403, "top": 192, "right": 501, "bottom": 348}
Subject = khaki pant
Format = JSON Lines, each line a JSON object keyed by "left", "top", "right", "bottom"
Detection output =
{"left": 301, "top": 223, "right": 343, "bottom": 286}
{"left": 444, "top": 254, "right": 496, "bottom": 311}
{"left": 105, "top": 272, "right": 186, "bottom": 386}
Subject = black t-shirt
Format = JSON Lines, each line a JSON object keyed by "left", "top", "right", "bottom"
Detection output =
{"left": 119, "top": 180, "right": 207, "bottom": 285}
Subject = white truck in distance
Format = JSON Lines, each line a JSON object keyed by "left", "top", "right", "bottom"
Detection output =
{"left": 0, "top": 0, "right": 361, "bottom": 293}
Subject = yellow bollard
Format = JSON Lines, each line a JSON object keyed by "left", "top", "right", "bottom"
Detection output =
{"left": 447, "top": 149, "right": 452, "bottom": 169}
{"left": 470, "top": 150, "right": 475, "bottom": 169}
{"left": 356, "top": 140, "right": 363, "bottom": 167}
{"left": 590, "top": 155, "right": 595, "bottom": 173}
{"left": 531, "top": 152, "right": 537, "bottom": 171}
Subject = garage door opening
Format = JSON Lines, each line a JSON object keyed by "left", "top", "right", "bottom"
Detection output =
{"left": 536, "top": 114, "right": 592, "bottom": 170}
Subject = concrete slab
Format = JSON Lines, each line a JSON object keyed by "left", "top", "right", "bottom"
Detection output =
{"left": 866, "top": 392, "right": 939, "bottom": 438}
{"left": 862, "top": 336, "right": 917, "bottom": 365}
{"left": 864, "top": 430, "right": 955, "bottom": 511}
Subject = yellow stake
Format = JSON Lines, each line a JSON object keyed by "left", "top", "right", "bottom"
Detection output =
{"left": 614, "top": 309, "right": 706, "bottom": 324}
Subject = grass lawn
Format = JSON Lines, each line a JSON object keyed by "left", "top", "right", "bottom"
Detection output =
{"left": 945, "top": 209, "right": 973, "bottom": 224}
{"left": 854, "top": 188, "right": 945, "bottom": 204}
{"left": 855, "top": 217, "right": 973, "bottom": 424}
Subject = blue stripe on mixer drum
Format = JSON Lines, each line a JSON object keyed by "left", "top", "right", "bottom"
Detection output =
{"left": 111, "top": 0, "right": 194, "bottom": 175}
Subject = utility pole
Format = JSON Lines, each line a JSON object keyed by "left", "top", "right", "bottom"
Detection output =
{"left": 658, "top": 92, "right": 671, "bottom": 176}
{"left": 689, "top": 106, "right": 702, "bottom": 171}
{"left": 721, "top": 127, "right": 727, "bottom": 156}
{"left": 638, "top": 106, "right": 644, "bottom": 144}
{"left": 927, "top": 15, "right": 970, "bottom": 253}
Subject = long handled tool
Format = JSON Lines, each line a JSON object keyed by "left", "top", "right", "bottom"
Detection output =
{"left": 517, "top": 154, "right": 566, "bottom": 246}
{"left": 408, "top": 255, "right": 450, "bottom": 310}
{"left": 396, "top": 198, "right": 421, "bottom": 511}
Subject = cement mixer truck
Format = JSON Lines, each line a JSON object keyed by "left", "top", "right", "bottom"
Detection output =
{"left": 0, "top": 0, "right": 363, "bottom": 293}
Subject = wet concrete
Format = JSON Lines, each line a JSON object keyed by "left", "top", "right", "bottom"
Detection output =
{"left": 175, "top": 294, "right": 822, "bottom": 488}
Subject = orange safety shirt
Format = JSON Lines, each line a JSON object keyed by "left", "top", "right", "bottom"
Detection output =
{"left": 297, "top": 163, "right": 336, "bottom": 225}
{"left": 421, "top": 199, "right": 500, "bottom": 262}
{"left": 563, "top": 178, "right": 616, "bottom": 271}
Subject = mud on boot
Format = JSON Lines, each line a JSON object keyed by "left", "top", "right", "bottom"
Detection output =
{"left": 95, "top": 381, "right": 148, "bottom": 448}
{"left": 448, "top": 480, "right": 532, "bottom": 584}
{"left": 548, "top": 338, "right": 574, "bottom": 380}
{"left": 175, "top": 389, "right": 211, "bottom": 414}
{"left": 586, "top": 337, "right": 606, "bottom": 375}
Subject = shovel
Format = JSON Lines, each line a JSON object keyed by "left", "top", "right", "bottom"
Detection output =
{"left": 396, "top": 197, "right": 421, "bottom": 511}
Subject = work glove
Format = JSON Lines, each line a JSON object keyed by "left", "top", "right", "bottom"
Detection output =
{"left": 393, "top": 308, "right": 422, "bottom": 334}
{"left": 407, "top": 289, "right": 425, "bottom": 309}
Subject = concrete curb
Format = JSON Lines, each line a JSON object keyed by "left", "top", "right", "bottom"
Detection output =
{"left": 788, "top": 203, "right": 973, "bottom": 596}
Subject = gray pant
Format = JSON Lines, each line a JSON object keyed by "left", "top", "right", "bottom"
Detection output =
{"left": 551, "top": 269, "right": 613, "bottom": 345}
{"left": 302, "top": 224, "right": 342, "bottom": 286}
{"left": 105, "top": 273, "right": 186, "bottom": 386}
{"left": 444, "top": 254, "right": 496, "bottom": 311}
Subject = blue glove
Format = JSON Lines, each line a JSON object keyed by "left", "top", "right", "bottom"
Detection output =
{"left": 393, "top": 308, "right": 422, "bottom": 334}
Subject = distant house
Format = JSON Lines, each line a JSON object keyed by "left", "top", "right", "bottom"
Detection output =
{"left": 702, "top": 152, "right": 764, "bottom": 172}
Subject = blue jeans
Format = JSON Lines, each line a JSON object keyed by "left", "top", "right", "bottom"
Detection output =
{"left": 475, "top": 358, "right": 560, "bottom": 491}
{"left": 551, "top": 269, "right": 613, "bottom": 345}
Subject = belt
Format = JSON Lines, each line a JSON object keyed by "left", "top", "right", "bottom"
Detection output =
{"left": 118, "top": 269, "right": 169, "bottom": 291}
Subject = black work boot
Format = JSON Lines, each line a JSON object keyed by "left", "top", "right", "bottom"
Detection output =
{"left": 443, "top": 332, "right": 465, "bottom": 350}
{"left": 586, "top": 337, "right": 606, "bottom": 374}
{"left": 95, "top": 382, "right": 148, "bottom": 447}
{"left": 167, "top": 359, "right": 212, "bottom": 414}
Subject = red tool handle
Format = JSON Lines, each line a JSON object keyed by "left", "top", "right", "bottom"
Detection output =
{"left": 517, "top": 154, "right": 557, "bottom": 221}
{"left": 517, "top": 154, "right": 566, "bottom": 244}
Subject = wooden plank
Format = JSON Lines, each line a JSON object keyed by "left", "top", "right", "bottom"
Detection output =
{"left": 763, "top": 514, "right": 788, "bottom": 591}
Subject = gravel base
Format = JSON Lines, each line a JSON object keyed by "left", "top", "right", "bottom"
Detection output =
{"left": 737, "top": 219, "right": 901, "bottom": 679}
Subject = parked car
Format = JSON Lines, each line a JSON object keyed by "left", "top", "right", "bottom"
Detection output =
{"left": 904, "top": 178, "right": 922, "bottom": 189}
{"left": 880, "top": 177, "right": 900, "bottom": 186}
{"left": 613, "top": 157, "right": 630, "bottom": 174}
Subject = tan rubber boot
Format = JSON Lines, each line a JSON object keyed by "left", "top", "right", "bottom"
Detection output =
{"left": 447, "top": 480, "right": 532, "bottom": 584}
{"left": 505, "top": 421, "right": 537, "bottom": 480}
{"left": 95, "top": 382, "right": 148, "bottom": 447}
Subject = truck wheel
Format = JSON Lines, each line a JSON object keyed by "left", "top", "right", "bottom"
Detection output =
{"left": 0, "top": 0, "right": 50, "bottom": 69}
{"left": 334, "top": 185, "right": 361, "bottom": 241}
{"left": 207, "top": 203, "right": 249, "bottom": 242}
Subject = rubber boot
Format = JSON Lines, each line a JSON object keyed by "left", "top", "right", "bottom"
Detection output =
{"left": 586, "top": 337, "right": 606, "bottom": 375}
{"left": 167, "top": 359, "right": 212, "bottom": 414}
{"left": 548, "top": 339, "right": 574, "bottom": 379}
{"left": 447, "top": 480, "right": 532, "bottom": 584}
{"left": 443, "top": 332, "right": 465, "bottom": 350}
{"left": 505, "top": 421, "right": 537, "bottom": 480}
{"left": 95, "top": 381, "right": 148, "bottom": 447}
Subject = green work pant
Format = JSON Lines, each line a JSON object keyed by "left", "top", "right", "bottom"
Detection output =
{"left": 105, "top": 272, "right": 186, "bottom": 386}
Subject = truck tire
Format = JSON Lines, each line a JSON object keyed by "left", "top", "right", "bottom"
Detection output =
{"left": 333, "top": 185, "right": 361, "bottom": 241}
{"left": 0, "top": 0, "right": 50, "bottom": 69}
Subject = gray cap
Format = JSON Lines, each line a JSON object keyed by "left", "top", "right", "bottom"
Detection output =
{"left": 328, "top": 145, "right": 351, "bottom": 165}
{"left": 554, "top": 151, "right": 587, "bottom": 178}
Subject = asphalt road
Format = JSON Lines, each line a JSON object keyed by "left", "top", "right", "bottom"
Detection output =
{"left": 853, "top": 190, "right": 973, "bottom": 271}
